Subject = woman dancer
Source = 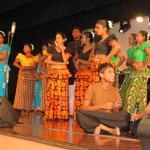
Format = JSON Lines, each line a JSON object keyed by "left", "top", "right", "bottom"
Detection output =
{"left": 44, "top": 32, "right": 72, "bottom": 120}
{"left": 0, "top": 31, "right": 10, "bottom": 96}
{"left": 120, "top": 33, "right": 137, "bottom": 104}
{"left": 122, "top": 31, "right": 150, "bottom": 113}
{"left": 90, "top": 20, "right": 121, "bottom": 83}
{"left": 13, "top": 44, "right": 38, "bottom": 114}
{"left": 73, "top": 31, "right": 93, "bottom": 119}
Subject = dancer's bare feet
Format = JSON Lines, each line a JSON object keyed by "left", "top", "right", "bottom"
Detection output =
{"left": 110, "top": 127, "right": 120, "bottom": 136}
{"left": 94, "top": 126, "right": 101, "bottom": 135}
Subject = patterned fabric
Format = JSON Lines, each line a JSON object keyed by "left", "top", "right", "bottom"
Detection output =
{"left": 40, "top": 75, "right": 47, "bottom": 111}
{"left": 13, "top": 70, "right": 36, "bottom": 110}
{"left": 44, "top": 69, "right": 72, "bottom": 120}
{"left": 120, "top": 67, "right": 150, "bottom": 113}
{"left": 89, "top": 59, "right": 115, "bottom": 84}
{"left": 73, "top": 68, "right": 92, "bottom": 119}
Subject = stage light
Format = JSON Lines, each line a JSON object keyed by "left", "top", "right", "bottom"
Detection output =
{"left": 136, "top": 16, "right": 144, "bottom": 23}
{"left": 119, "top": 20, "right": 131, "bottom": 33}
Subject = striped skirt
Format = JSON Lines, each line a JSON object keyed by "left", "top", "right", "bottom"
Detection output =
{"left": 13, "top": 70, "right": 36, "bottom": 110}
{"left": 44, "top": 69, "right": 72, "bottom": 120}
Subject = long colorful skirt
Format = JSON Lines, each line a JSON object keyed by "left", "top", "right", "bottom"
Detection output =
{"left": 44, "top": 69, "right": 72, "bottom": 120}
{"left": 73, "top": 68, "right": 92, "bottom": 119}
{"left": 40, "top": 75, "right": 47, "bottom": 111}
{"left": 89, "top": 59, "right": 115, "bottom": 84}
{"left": 120, "top": 67, "right": 150, "bottom": 113}
{"left": 13, "top": 70, "right": 36, "bottom": 110}
{"left": 119, "top": 67, "right": 132, "bottom": 104}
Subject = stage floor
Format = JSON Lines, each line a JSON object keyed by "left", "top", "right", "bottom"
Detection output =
{"left": 0, "top": 112, "right": 142, "bottom": 150}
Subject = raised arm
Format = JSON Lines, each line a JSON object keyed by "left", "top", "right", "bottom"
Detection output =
{"left": 106, "top": 40, "right": 121, "bottom": 60}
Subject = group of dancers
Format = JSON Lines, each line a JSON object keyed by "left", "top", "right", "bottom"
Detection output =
{"left": 0, "top": 19, "right": 150, "bottom": 135}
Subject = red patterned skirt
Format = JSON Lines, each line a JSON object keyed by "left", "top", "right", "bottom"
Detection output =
{"left": 44, "top": 69, "right": 72, "bottom": 120}
{"left": 89, "top": 59, "right": 115, "bottom": 84}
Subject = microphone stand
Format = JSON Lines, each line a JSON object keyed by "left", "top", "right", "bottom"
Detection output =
{"left": 3, "top": 31, "right": 14, "bottom": 99}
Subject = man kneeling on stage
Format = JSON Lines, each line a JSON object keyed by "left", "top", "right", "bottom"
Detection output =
{"left": 76, "top": 63, "right": 130, "bottom": 136}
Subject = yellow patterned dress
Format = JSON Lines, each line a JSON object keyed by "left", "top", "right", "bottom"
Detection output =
{"left": 13, "top": 53, "right": 38, "bottom": 110}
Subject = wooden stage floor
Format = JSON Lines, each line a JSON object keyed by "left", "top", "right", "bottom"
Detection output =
{"left": 0, "top": 112, "right": 142, "bottom": 150}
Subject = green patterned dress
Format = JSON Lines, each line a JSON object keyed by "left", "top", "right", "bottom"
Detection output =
{"left": 120, "top": 42, "right": 150, "bottom": 113}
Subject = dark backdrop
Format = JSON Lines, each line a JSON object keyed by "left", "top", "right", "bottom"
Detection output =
{"left": 0, "top": 0, "right": 149, "bottom": 103}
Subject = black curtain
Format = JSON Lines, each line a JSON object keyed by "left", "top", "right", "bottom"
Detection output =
{"left": 0, "top": 0, "right": 149, "bottom": 103}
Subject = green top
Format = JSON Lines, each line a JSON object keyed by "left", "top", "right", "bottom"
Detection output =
{"left": 127, "top": 47, "right": 134, "bottom": 60}
{"left": 132, "top": 42, "right": 150, "bottom": 62}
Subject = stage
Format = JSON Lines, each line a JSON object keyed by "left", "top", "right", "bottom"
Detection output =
{"left": 0, "top": 112, "right": 142, "bottom": 150}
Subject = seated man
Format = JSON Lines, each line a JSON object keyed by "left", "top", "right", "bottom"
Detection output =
{"left": 76, "top": 63, "right": 130, "bottom": 136}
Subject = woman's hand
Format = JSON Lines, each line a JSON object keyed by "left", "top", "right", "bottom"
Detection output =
{"left": 65, "top": 61, "right": 69, "bottom": 65}
{"left": 130, "top": 113, "right": 139, "bottom": 121}
{"left": 20, "top": 66, "right": 26, "bottom": 71}
{"left": 34, "top": 72, "right": 42, "bottom": 81}
{"left": 114, "top": 99, "right": 122, "bottom": 109}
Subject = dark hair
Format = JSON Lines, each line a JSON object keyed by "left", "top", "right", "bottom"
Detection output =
{"left": 73, "top": 27, "right": 81, "bottom": 33}
{"left": 139, "top": 30, "right": 149, "bottom": 41}
{"left": 48, "top": 39, "right": 55, "bottom": 47}
{"left": 130, "top": 33, "right": 137, "bottom": 44}
{"left": 0, "top": 31, "right": 5, "bottom": 38}
{"left": 96, "top": 20, "right": 110, "bottom": 32}
{"left": 130, "top": 33, "right": 136, "bottom": 41}
{"left": 98, "top": 63, "right": 113, "bottom": 73}
{"left": 24, "top": 43, "right": 34, "bottom": 50}
{"left": 82, "top": 31, "right": 93, "bottom": 43}
{"left": 56, "top": 32, "right": 67, "bottom": 40}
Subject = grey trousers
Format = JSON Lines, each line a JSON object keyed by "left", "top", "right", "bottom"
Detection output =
{"left": 76, "top": 110, "right": 130, "bottom": 134}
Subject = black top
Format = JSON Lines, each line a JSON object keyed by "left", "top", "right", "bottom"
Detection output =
{"left": 67, "top": 39, "right": 81, "bottom": 56}
{"left": 94, "top": 34, "right": 117, "bottom": 55}
{"left": 47, "top": 46, "right": 70, "bottom": 62}
{"left": 78, "top": 47, "right": 92, "bottom": 61}
{"left": 67, "top": 39, "right": 82, "bottom": 85}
